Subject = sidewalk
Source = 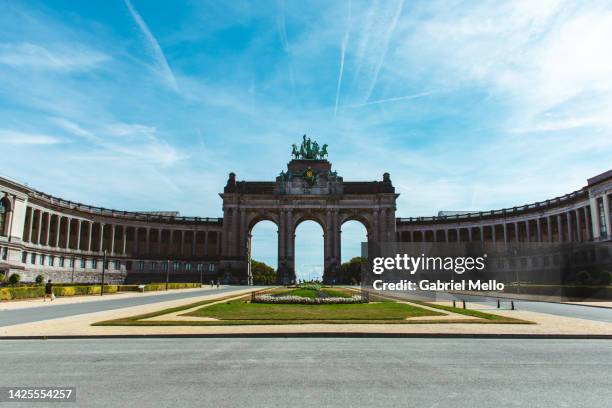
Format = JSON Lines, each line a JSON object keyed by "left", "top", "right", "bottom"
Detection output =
{"left": 0, "top": 286, "right": 226, "bottom": 311}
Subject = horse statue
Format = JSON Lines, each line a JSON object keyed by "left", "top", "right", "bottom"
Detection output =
{"left": 320, "top": 144, "right": 328, "bottom": 158}
{"left": 291, "top": 144, "right": 300, "bottom": 159}
{"left": 312, "top": 141, "right": 320, "bottom": 159}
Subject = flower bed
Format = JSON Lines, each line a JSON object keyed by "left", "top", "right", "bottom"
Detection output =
{"left": 252, "top": 294, "right": 364, "bottom": 304}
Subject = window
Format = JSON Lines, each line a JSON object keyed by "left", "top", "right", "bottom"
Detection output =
{"left": 59, "top": 257, "right": 65, "bottom": 267}
{"left": 39, "top": 254, "right": 45, "bottom": 265}
{"left": 208, "top": 263, "right": 215, "bottom": 272}
{"left": 197, "top": 263, "right": 203, "bottom": 272}
{"left": 161, "top": 262, "right": 168, "bottom": 272}
{"left": 114, "top": 260, "right": 120, "bottom": 270}
{"left": 173, "top": 261, "right": 180, "bottom": 272}
{"left": 79, "top": 258, "right": 84, "bottom": 268}
{"left": 49, "top": 255, "right": 55, "bottom": 266}
{"left": 185, "top": 263, "right": 192, "bottom": 272}
{"left": 150, "top": 262, "right": 157, "bottom": 272}
{"left": 22, "top": 251, "right": 28, "bottom": 263}
{"left": 2, "top": 247, "right": 7, "bottom": 260}
{"left": 138, "top": 261, "right": 144, "bottom": 272}
{"left": 92, "top": 259, "right": 98, "bottom": 269}
{"left": 31, "top": 253, "right": 36, "bottom": 264}
{"left": 0, "top": 198, "right": 7, "bottom": 236}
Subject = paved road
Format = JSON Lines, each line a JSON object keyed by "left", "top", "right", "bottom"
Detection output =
{"left": 0, "top": 286, "right": 259, "bottom": 327}
{"left": 1, "top": 338, "right": 611, "bottom": 407}
{"left": 385, "top": 290, "right": 612, "bottom": 323}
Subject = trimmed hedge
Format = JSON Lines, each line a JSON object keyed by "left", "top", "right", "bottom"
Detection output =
{"left": 0, "top": 282, "right": 200, "bottom": 300}
{"left": 0, "top": 285, "right": 118, "bottom": 300}
{"left": 0, "top": 286, "right": 44, "bottom": 300}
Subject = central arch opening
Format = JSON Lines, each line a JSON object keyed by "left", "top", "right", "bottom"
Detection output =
{"left": 250, "top": 220, "right": 278, "bottom": 284}
{"left": 294, "top": 220, "right": 324, "bottom": 283}
{"left": 340, "top": 220, "right": 368, "bottom": 285}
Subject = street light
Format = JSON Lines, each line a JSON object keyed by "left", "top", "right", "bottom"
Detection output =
{"left": 101, "top": 249, "right": 107, "bottom": 296}
{"left": 165, "top": 260, "right": 170, "bottom": 291}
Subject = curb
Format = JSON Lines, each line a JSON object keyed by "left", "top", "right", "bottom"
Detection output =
{"left": 1, "top": 333, "right": 612, "bottom": 340}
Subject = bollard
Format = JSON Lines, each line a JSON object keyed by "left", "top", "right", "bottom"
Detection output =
{"left": 453, "top": 300, "right": 456, "bottom": 308}
{"left": 511, "top": 300, "right": 515, "bottom": 310}
{"left": 462, "top": 300, "right": 466, "bottom": 309}
{"left": 497, "top": 299, "right": 500, "bottom": 309}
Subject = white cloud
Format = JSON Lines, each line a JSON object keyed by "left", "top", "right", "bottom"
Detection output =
{"left": 0, "top": 130, "right": 63, "bottom": 145}
{"left": 0, "top": 42, "right": 108, "bottom": 71}
{"left": 124, "top": 0, "right": 178, "bottom": 92}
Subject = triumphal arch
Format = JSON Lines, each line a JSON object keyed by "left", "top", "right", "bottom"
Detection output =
{"left": 219, "top": 136, "right": 398, "bottom": 284}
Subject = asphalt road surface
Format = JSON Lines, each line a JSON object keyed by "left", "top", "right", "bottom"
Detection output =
{"left": 0, "top": 286, "right": 259, "bottom": 327}
{"left": 1, "top": 338, "right": 611, "bottom": 407}
{"left": 385, "top": 290, "right": 612, "bottom": 323}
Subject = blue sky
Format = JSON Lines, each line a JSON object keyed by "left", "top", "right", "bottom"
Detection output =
{"left": 1, "top": 0, "right": 612, "bottom": 279}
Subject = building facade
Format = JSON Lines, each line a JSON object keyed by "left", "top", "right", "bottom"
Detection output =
{"left": 1, "top": 148, "right": 611, "bottom": 284}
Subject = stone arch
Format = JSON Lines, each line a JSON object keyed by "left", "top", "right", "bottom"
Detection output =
{"left": 339, "top": 212, "right": 373, "bottom": 240}
{"left": 0, "top": 195, "right": 12, "bottom": 237}
{"left": 291, "top": 211, "right": 327, "bottom": 232}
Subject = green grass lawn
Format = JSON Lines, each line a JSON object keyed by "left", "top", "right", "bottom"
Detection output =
{"left": 93, "top": 290, "right": 533, "bottom": 326}
{"left": 183, "top": 300, "right": 442, "bottom": 321}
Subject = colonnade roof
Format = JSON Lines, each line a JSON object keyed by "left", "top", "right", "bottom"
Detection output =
{"left": 397, "top": 187, "right": 588, "bottom": 225}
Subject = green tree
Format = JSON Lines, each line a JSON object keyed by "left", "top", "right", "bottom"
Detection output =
{"left": 251, "top": 259, "right": 277, "bottom": 285}
{"left": 8, "top": 273, "right": 21, "bottom": 286}
{"left": 338, "top": 257, "right": 364, "bottom": 285}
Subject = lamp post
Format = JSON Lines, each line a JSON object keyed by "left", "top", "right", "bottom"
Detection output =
{"left": 101, "top": 249, "right": 107, "bottom": 296}
{"left": 71, "top": 256, "right": 75, "bottom": 283}
{"left": 165, "top": 260, "right": 170, "bottom": 291}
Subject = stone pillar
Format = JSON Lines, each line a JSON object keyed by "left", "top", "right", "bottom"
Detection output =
{"left": 145, "top": 228, "right": 150, "bottom": 255}
{"left": 467, "top": 227, "right": 472, "bottom": 242}
{"left": 66, "top": 218, "right": 72, "bottom": 249}
{"left": 525, "top": 220, "right": 530, "bottom": 243}
{"left": 122, "top": 226, "right": 127, "bottom": 255}
{"left": 198, "top": 231, "right": 203, "bottom": 257}
{"left": 603, "top": 194, "right": 611, "bottom": 238}
{"left": 583, "top": 207, "right": 591, "bottom": 241}
{"left": 536, "top": 218, "right": 542, "bottom": 242}
{"left": 491, "top": 225, "right": 496, "bottom": 244}
{"left": 36, "top": 210, "right": 42, "bottom": 245}
{"left": 88, "top": 222, "right": 93, "bottom": 252}
{"left": 110, "top": 224, "right": 116, "bottom": 254}
{"left": 55, "top": 215, "right": 61, "bottom": 248}
{"left": 547, "top": 216, "right": 553, "bottom": 243}
{"left": 503, "top": 223, "right": 507, "bottom": 245}
{"left": 575, "top": 209, "right": 582, "bottom": 242}
{"left": 479, "top": 226, "right": 484, "bottom": 243}
{"left": 45, "top": 212, "right": 51, "bottom": 246}
{"left": 27, "top": 208, "right": 34, "bottom": 243}
{"left": 556, "top": 215, "right": 563, "bottom": 242}
{"left": 99, "top": 223, "right": 105, "bottom": 252}
{"left": 76, "top": 219, "right": 82, "bottom": 251}
{"left": 567, "top": 211, "right": 573, "bottom": 242}
{"left": 589, "top": 197, "right": 601, "bottom": 239}
{"left": 179, "top": 230, "right": 185, "bottom": 257}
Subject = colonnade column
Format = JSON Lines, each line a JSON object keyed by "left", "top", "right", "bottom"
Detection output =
{"left": 547, "top": 216, "right": 553, "bottom": 243}
{"left": 45, "top": 213, "right": 51, "bottom": 246}
{"left": 37, "top": 210, "right": 43, "bottom": 245}
{"left": 88, "top": 221, "right": 93, "bottom": 252}
{"left": 76, "top": 220, "right": 82, "bottom": 251}
{"left": 576, "top": 209, "right": 582, "bottom": 242}
{"left": 603, "top": 194, "right": 611, "bottom": 238}
{"left": 66, "top": 218, "right": 71, "bottom": 249}
{"left": 589, "top": 197, "right": 601, "bottom": 239}
{"left": 557, "top": 215, "right": 563, "bottom": 242}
